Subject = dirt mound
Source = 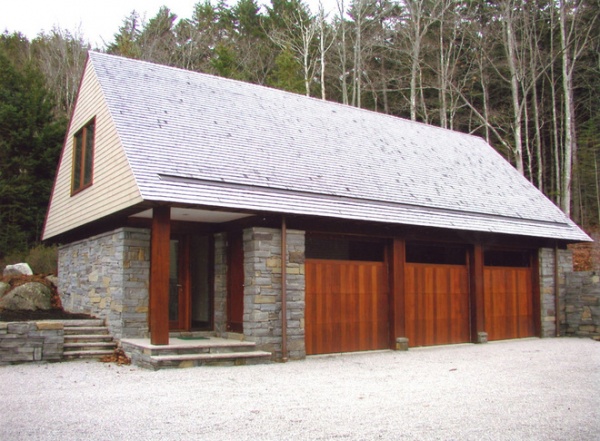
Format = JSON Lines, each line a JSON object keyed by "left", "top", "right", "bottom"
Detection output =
{"left": 569, "top": 227, "right": 600, "bottom": 271}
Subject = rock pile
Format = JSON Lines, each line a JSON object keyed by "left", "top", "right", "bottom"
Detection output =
{"left": 0, "top": 263, "right": 58, "bottom": 312}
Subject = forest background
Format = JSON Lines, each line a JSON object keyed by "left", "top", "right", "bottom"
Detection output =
{"left": 0, "top": 0, "right": 598, "bottom": 270}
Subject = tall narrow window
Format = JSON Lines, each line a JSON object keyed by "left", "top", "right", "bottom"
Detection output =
{"left": 72, "top": 119, "right": 95, "bottom": 194}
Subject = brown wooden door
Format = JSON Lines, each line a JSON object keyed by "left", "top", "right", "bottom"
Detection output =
{"left": 484, "top": 267, "right": 534, "bottom": 340}
{"left": 404, "top": 263, "right": 470, "bottom": 347}
{"left": 227, "top": 230, "right": 244, "bottom": 333}
{"left": 169, "top": 237, "right": 188, "bottom": 330}
{"left": 305, "top": 259, "right": 389, "bottom": 355}
{"left": 168, "top": 235, "right": 213, "bottom": 332}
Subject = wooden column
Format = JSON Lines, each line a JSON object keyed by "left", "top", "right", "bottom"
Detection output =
{"left": 150, "top": 206, "right": 170, "bottom": 345}
{"left": 469, "top": 244, "right": 485, "bottom": 342}
{"left": 531, "top": 249, "right": 542, "bottom": 337}
{"left": 389, "top": 238, "right": 406, "bottom": 347}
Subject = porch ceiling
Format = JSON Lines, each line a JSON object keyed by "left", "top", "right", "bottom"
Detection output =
{"left": 130, "top": 208, "right": 253, "bottom": 223}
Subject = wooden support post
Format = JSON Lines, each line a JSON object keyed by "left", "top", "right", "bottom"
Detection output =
{"left": 389, "top": 238, "right": 406, "bottom": 348}
{"left": 470, "top": 244, "right": 485, "bottom": 342}
{"left": 150, "top": 206, "right": 170, "bottom": 345}
{"left": 531, "top": 249, "right": 542, "bottom": 337}
{"left": 281, "top": 215, "right": 288, "bottom": 362}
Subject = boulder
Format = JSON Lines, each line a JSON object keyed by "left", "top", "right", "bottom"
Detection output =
{"left": 3, "top": 263, "right": 34, "bottom": 277}
{"left": 0, "top": 282, "right": 9, "bottom": 298}
{"left": 0, "top": 282, "right": 53, "bottom": 311}
{"left": 45, "top": 275, "right": 58, "bottom": 288}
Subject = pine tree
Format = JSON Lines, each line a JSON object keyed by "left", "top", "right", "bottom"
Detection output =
{"left": 0, "top": 47, "right": 66, "bottom": 257}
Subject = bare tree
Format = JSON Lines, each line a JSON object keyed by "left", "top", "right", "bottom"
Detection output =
{"left": 317, "top": 1, "right": 337, "bottom": 100}
{"left": 267, "top": 5, "right": 318, "bottom": 96}
{"left": 557, "top": 0, "right": 598, "bottom": 215}
{"left": 34, "top": 27, "right": 89, "bottom": 117}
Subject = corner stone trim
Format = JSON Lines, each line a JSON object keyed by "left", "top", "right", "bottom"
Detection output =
{"left": 243, "top": 227, "right": 306, "bottom": 360}
{"left": 58, "top": 227, "right": 151, "bottom": 339}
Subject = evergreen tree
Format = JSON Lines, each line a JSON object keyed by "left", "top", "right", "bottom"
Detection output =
{"left": 0, "top": 47, "right": 66, "bottom": 257}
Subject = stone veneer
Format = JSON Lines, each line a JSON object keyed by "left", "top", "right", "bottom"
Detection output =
{"left": 213, "top": 232, "right": 228, "bottom": 336}
{"left": 0, "top": 321, "right": 63, "bottom": 365}
{"left": 58, "top": 227, "right": 151, "bottom": 339}
{"left": 243, "top": 228, "right": 306, "bottom": 360}
{"left": 564, "top": 271, "right": 600, "bottom": 339}
{"left": 539, "top": 248, "right": 573, "bottom": 337}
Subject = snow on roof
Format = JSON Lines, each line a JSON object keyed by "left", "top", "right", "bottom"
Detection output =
{"left": 88, "top": 52, "right": 589, "bottom": 242}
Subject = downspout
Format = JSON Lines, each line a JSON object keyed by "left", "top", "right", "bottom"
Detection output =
{"left": 554, "top": 245, "right": 560, "bottom": 337}
{"left": 281, "top": 215, "right": 288, "bottom": 362}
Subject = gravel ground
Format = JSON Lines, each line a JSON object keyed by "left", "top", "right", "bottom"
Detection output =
{"left": 1, "top": 337, "right": 599, "bottom": 441}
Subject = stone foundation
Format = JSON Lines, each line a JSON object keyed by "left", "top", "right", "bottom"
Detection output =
{"left": 58, "top": 227, "right": 151, "bottom": 339}
{"left": 539, "top": 248, "right": 573, "bottom": 337}
{"left": 0, "top": 321, "right": 63, "bottom": 365}
{"left": 565, "top": 271, "right": 600, "bottom": 339}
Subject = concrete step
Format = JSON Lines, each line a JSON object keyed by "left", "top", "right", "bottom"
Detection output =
{"left": 64, "top": 341, "right": 117, "bottom": 349}
{"left": 63, "top": 349, "right": 115, "bottom": 359}
{"left": 61, "top": 319, "right": 105, "bottom": 328}
{"left": 143, "top": 339, "right": 260, "bottom": 357}
{"left": 64, "top": 334, "right": 114, "bottom": 342}
{"left": 150, "top": 351, "right": 272, "bottom": 368}
{"left": 64, "top": 326, "right": 108, "bottom": 335}
{"left": 121, "top": 337, "right": 273, "bottom": 370}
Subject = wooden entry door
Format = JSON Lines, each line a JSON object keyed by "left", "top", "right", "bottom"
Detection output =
{"left": 227, "top": 230, "right": 244, "bottom": 333}
{"left": 169, "top": 237, "right": 187, "bottom": 330}
{"left": 168, "top": 235, "right": 213, "bottom": 331}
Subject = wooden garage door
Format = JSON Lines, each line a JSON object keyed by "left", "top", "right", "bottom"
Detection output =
{"left": 305, "top": 259, "right": 389, "bottom": 355}
{"left": 405, "top": 263, "right": 470, "bottom": 347}
{"left": 484, "top": 267, "right": 534, "bottom": 340}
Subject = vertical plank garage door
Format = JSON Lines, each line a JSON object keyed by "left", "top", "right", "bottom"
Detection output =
{"left": 483, "top": 249, "right": 534, "bottom": 340}
{"left": 404, "top": 243, "right": 471, "bottom": 347}
{"left": 305, "top": 236, "right": 389, "bottom": 355}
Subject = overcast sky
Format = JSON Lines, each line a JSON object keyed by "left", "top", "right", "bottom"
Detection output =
{"left": 1, "top": 0, "right": 339, "bottom": 49}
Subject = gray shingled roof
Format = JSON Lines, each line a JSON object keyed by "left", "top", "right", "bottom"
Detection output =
{"left": 89, "top": 52, "right": 589, "bottom": 242}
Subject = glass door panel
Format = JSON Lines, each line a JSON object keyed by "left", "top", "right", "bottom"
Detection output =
{"left": 169, "top": 239, "right": 180, "bottom": 324}
{"left": 191, "top": 236, "right": 212, "bottom": 330}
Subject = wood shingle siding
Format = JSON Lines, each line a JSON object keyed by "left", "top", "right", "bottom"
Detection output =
{"left": 43, "top": 62, "right": 142, "bottom": 239}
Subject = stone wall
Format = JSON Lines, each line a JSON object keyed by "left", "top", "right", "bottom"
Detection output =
{"left": 565, "top": 271, "right": 600, "bottom": 339}
{"left": 213, "top": 233, "right": 228, "bottom": 336}
{"left": 243, "top": 227, "right": 306, "bottom": 360}
{"left": 58, "top": 227, "right": 150, "bottom": 339}
{"left": 539, "top": 248, "right": 573, "bottom": 337}
{"left": 0, "top": 321, "right": 63, "bottom": 365}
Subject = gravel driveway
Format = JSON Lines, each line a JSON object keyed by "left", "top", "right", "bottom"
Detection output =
{"left": 1, "top": 337, "right": 599, "bottom": 441}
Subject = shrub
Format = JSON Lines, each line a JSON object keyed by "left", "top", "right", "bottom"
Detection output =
{"left": 0, "top": 244, "right": 58, "bottom": 275}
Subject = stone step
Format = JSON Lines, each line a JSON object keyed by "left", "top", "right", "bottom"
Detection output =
{"left": 64, "top": 334, "right": 114, "bottom": 343}
{"left": 63, "top": 349, "right": 115, "bottom": 359}
{"left": 64, "top": 341, "right": 117, "bottom": 350}
{"left": 61, "top": 319, "right": 105, "bottom": 327}
{"left": 120, "top": 337, "right": 273, "bottom": 370}
{"left": 149, "top": 351, "right": 272, "bottom": 369}
{"left": 147, "top": 344, "right": 260, "bottom": 357}
{"left": 142, "top": 339, "right": 259, "bottom": 357}
{"left": 64, "top": 326, "right": 108, "bottom": 335}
